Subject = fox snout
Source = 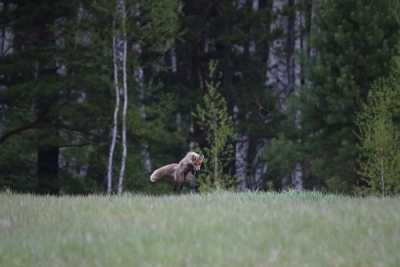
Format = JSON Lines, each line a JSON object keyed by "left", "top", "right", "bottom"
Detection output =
{"left": 193, "top": 163, "right": 201, "bottom": 171}
{"left": 192, "top": 154, "right": 204, "bottom": 171}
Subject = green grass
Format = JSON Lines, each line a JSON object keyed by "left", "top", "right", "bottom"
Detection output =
{"left": 0, "top": 191, "right": 399, "bottom": 267}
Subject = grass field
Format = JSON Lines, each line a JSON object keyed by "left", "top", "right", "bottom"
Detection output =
{"left": 0, "top": 191, "right": 399, "bottom": 267}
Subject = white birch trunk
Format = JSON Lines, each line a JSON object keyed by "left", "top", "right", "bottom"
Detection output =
{"left": 0, "top": 2, "right": 13, "bottom": 56}
{"left": 252, "top": 0, "right": 259, "bottom": 10}
{"left": 117, "top": 36, "right": 127, "bottom": 195}
{"left": 309, "top": 0, "right": 318, "bottom": 59}
{"left": 237, "top": 0, "right": 247, "bottom": 8}
{"left": 117, "top": 0, "right": 128, "bottom": 195}
{"left": 107, "top": 0, "right": 129, "bottom": 195}
{"left": 0, "top": 3, "right": 12, "bottom": 132}
{"left": 380, "top": 159, "right": 385, "bottom": 197}
{"left": 289, "top": 0, "right": 305, "bottom": 192}
{"left": 171, "top": 47, "right": 177, "bottom": 73}
{"left": 106, "top": 24, "right": 120, "bottom": 194}
{"left": 235, "top": 133, "right": 249, "bottom": 190}
{"left": 266, "top": 0, "right": 289, "bottom": 112}
{"left": 252, "top": 139, "right": 268, "bottom": 190}
{"left": 265, "top": 0, "right": 305, "bottom": 191}
{"left": 249, "top": 0, "right": 258, "bottom": 54}
{"left": 234, "top": 105, "right": 249, "bottom": 191}
{"left": 248, "top": 0, "right": 269, "bottom": 190}
{"left": 233, "top": 2, "right": 252, "bottom": 191}
{"left": 266, "top": 0, "right": 290, "bottom": 189}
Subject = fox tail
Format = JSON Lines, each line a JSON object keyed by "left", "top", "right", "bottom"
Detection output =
{"left": 150, "top": 163, "right": 178, "bottom": 182}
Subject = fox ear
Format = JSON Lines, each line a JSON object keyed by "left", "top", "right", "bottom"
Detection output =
{"left": 191, "top": 154, "right": 197, "bottom": 161}
{"left": 199, "top": 155, "right": 204, "bottom": 162}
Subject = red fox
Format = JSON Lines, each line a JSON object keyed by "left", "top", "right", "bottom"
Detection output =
{"left": 150, "top": 152, "right": 204, "bottom": 191}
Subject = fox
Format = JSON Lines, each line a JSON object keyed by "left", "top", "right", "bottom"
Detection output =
{"left": 150, "top": 152, "right": 204, "bottom": 192}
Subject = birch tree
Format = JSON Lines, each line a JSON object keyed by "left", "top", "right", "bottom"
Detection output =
{"left": 234, "top": 105, "right": 249, "bottom": 191}
{"left": 357, "top": 76, "right": 400, "bottom": 196}
{"left": 265, "top": 0, "right": 292, "bottom": 189}
{"left": 233, "top": 0, "right": 252, "bottom": 191}
{"left": 0, "top": 2, "right": 13, "bottom": 57}
{"left": 288, "top": 0, "right": 308, "bottom": 191}
{"left": 106, "top": 0, "right": 128, "bottom": 195}
{"left": 267, "top": 0, "right": 289, "bottom": 111}
{"left": 262, "top": 0, "right": 312, "bottom": 191}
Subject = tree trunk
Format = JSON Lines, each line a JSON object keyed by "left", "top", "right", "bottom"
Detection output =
{"left": 0, "top": 2, "right": 6, "bottom": 56}
{"left": 309, "top": 0, "right": 318, "bottom": 58}
{"left": 289, "top": 0, "right": 305, "bottom": 191}
{"left": 267, "top": 0, "right": 289, "bottom": 111}
{"left": 234, "top": 105, "right": 249, "bottom": 191}
{"left": 107, "top": 0, "right": 129, "bottom": 195}
{"left": 265, "top": 0, "right": 290, "bottom": 189}
{"left": 171, "top": 46, "right": 178, "bottom": 73}
{"left": 235, "top": 133, "right": 249, "bottom": 190}
{"left": 289, "top": 0, "right": 316, "bottom": 192}
{"left": 0, "top": 2, "right": 13, "bottom": 57}
{"left": 116, "top": 0, "right": 128, "bottom": 195}
{"left": 380, "top": 159, "right": 385, "bottom": 197}
{"left": 136, "top": 64, "right": 152, "bottom": 173}
{"left": 29, "top": 3, "right": 61, "bottom": 195}
{"left": 37, "top": 145, "right": 59, "bottom": 194}
{"left": 266, "top": 0, "right": 308, "bottom": 191}
{"left": 252, "top": 139, "right": 268, "bottom": 190}
{"left": 106, "top": 22, "right": 120, "bottom": 194}
{"left": 247, "top": 0, "right": 270, "bottom": 190}
{"left": 292, "top": 162, "right": 303, "bottom": 191}
{"left": 233, "top": 1, "right": 253, "bottom": 191}
{"left": 132, "top": 19, "right": 152, "bottom": 175}
{"left": 117, "top": 36, "right": 127, "bottom": 195}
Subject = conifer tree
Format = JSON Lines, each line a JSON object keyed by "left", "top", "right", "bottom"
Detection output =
{"left": 297, "top": 0, "right": 400, "bottom": 192}
{"left": 193, "top": 61, "right": 234, "bottom": 191}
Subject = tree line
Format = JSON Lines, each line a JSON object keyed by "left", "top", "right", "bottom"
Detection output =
{"left": 0, "top": 0, "right": 399, "bottom": 195}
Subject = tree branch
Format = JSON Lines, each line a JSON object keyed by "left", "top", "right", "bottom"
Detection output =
{"left": 59, "top": 143, "right": 94, "bottom": 148}
{"left": 0, "top": 117, "right": 44, "bottom": 144}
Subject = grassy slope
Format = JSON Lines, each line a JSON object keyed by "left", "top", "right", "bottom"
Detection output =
{"left": 0, "top": 192, "right": 399, "bottom": 267}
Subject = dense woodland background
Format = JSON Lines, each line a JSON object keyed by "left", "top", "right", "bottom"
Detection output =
{"left": 1, "top": 0, "right": 400, "bottom": 195}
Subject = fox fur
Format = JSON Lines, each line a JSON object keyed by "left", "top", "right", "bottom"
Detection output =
{"left": 150, "top": 152, "right": 204, "bottom": 190}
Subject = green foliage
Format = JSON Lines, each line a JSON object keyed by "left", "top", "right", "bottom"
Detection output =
{"left": 356, "top": 73, "right": 400, "bottom": 196}
{"left": 2, "top": 0, "right": 400, "bottom": 195}
{"left": 0, "top": 136, "right": 36, "bottom": 192}
{"left": 0, "top": 0, "right": 182, "bottom": 194}
{"left": 193, "top": 62, "right": 234, "bottom": 191}
{"left": 138, "top": 0, "right": 181, "bottom": 52}
{"left": 264, "top": 133, "right": 302, "bottom": 188}
{"left": 297, "top": 0, "right": 400, "bottom": 193}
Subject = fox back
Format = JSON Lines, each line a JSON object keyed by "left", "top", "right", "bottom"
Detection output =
{"left": 150, "top": 163, "right": 178, "bottom": 182}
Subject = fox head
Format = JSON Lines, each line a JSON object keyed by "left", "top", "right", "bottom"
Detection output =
{"left": 190, "top": 152, "right": 204, "bottom": 171}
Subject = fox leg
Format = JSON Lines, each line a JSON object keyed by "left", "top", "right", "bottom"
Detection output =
{"left": 183, "top": 170, "right": 198, "bottom": 193}
{"left": 173, "top": 182, "right": 184, "bottom": 193}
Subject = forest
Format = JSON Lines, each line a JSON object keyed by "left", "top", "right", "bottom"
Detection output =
{"left": 1, "top": 0, "right": 400, "bottom": 195}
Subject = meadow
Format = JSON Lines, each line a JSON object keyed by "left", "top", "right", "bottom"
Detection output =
{"left": 0, "top": 191, "right": 399, "bottom": 267}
